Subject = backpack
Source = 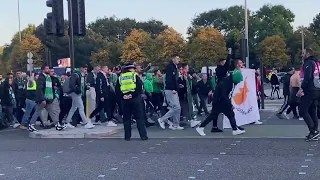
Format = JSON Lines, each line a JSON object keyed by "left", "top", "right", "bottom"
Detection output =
{"left": 63, "top": 77, "right": 71, "bottom": 93}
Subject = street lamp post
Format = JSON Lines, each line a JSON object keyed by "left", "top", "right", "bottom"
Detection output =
{"left": 301, "top": 27, "right": 305, "bottom": 62}
{"left": 17, "top": 0, "right": 22, "bottom": 42}
{"left": 244, "top": 0, "right": 249, "bottom": 68}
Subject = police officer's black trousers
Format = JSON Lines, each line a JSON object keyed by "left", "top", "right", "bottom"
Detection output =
{"left": 199, "top": 104, "right": 238, "bottom": 131}
{"left": 122, "top": 97, "right": 147, "bottom": 140}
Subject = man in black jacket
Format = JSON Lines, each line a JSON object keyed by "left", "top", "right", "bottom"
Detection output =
{"left": 89, "top": 66, "right": 117, "bottom": 127}
{"left": 215, "top": 48, "right": 232, "bottom": 84}
{"left": 196, "top": 74, "right": 213, "bottom": 115}
{"left": 13, "top": 71, "right": 26, "bottom": 125}
{"left": 28, "top": 65, "right": 65, "bottom": 132}
{"left": 64, "top": 65, "right": 95, "bottom": 129}
{"left": 298, "top": 48, "right": 320, "bottom": 141}
{"left": 196, "top": 70, "right": 245, "bottom": 136}
{"left": 276, "top": 68, "right": 294, "bottom": 119}
{"left": 157, "top": 55, "right": 184, "bottom": 130}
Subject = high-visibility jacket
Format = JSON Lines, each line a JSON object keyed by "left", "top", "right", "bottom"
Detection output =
{"left": 119, "top": 72, "right": 137, "bottom": 94}
{"left": 27, "top": 80, "right": 36, "bottom": 90}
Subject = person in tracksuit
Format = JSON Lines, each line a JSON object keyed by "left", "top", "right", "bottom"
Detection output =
{"left": 196, "top": 70, "right": 245, "bottom": 136}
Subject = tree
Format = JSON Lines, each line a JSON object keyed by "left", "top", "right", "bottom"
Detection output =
{"left": 121, "top": 29, "right": 151, "bottom": 64}
{"left": 90, "top": 48, "right": 109, "bottom": 66}
{"left": 187, "top": 28, "right": 227, "bottom": 70}
{"left": 225, "top": 29, "right": 242, "bottom": 58}
{"left": 8, "top": 35, "right": 45, "bottom": 71}
{"left": 259, "top": 35, "right": 290, "bottom": 68}
{"left": 253, "top": 4, "right": 295, "bottom": 43}
{"left": 310, "top": 13, "right": 320, "bottom": 37}
{"left": 152, "top": 28, "right": 186, "bottom": 68}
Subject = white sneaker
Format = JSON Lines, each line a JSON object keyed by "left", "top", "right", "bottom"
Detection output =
{"left": 157, "top": 118, "right": 165, "bottom": 129}
{"left": 190, "top": 120, "right": 201, "bottom": 128}
{"left": 196, "top": 127, "right": 206, "bottom": 136}
{"left": 13, "top": 123, "right": 20, "bottom": 129}
{"left": 232, "top": 129, "right": 245, "bottom": 135}
{"left": 147, "top": 118, "right": 155, "bottom": 124}
{"left": 299, "top": 117, "right": 304, "bottom": 121}
{"left": 254, "top": 120, "right": 263, "bottom": 125}
{"left": 283, "top": 113, "right": 290, "bottom": 120}
{"left": 107, "top": 121, "right": 117, "bottom": 127}
{"left": 65, "top": 123, "right": 75, "bottom": 129}
{"left": 84, "top": 122, "right": 95, "bottom": 129}
{"left": 169, "top": 126, "right": 184, "bottom": 130}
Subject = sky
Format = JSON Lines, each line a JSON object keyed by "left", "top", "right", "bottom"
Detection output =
{"left": 0, "top": 0, "right": 319, "bottom": 46}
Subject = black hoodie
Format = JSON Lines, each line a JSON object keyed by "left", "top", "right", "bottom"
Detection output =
{"left": 211, "top": 75, "right": 234, "bottom": 110}
{"left": 301, "top": 56, "right": 319, "bottom": 92}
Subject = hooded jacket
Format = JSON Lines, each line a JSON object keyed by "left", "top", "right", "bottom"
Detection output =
{"left": 212, "top": 75, "right": 235, "bottom": 110}
{"left": 164, "top": 61, "right": 179, "bottom": 91}
{"left": 144, "top": 73, "right": 153, "bottom": 93}
{"left": 301, "top": 56, "right": 319, "bottom": 92}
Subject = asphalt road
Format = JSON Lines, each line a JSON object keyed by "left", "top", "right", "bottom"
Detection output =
{"left": 0, "top": 128, "right": 319, "bottom": 180}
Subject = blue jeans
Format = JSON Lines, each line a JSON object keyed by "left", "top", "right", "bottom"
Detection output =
{"left": 22, "top": 99, "right": 36, "bottom": 126}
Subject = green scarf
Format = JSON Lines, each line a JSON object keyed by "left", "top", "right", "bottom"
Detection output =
{"left": 9, "top": 87, "right": 16, "bottom": 108}
{"left": 80, "top": 73, "right": 86, "bottom": 97}
{"left": 44, "top": 75, "right": 54, "bottom": 100}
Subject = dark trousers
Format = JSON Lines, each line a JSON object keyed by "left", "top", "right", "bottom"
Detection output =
{"left": 271, "top": 85, "right": 280, "bottom": 98}
{"left": 198, "top": 94, "right": 209, "bottom": 114}
{"left": 152, "top": 92, "right": 163, "bottom": 112}
{"left": 3, "top": 106, "right": 14, "bottom": 126}
{"left": 90, "top": 98, "right": 108, "bottom": 120}
{"left": 299, "top": 91, "right": 320, "bottom": 133}
{"left": 14, "top": 99, "right": 25, "bottom": 124}
{"left": 200, "top": 103, "right": 238, "bottom": 130}
{"left": 278, "top": 95, "right": 289, "bottom": 114}
{"left": 145, "top": 93, "right": 155, "bottom": 115}
{"left": 286, "top": 102, "right": 298, "bottom": 117}
{"left": 122, "top": 97, "right": 147, "bottom": 139}
{"left": 59, "top": 96, "right": 72, "bottom": 124}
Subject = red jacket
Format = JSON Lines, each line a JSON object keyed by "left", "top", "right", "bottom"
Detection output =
{"left": 255, "top": 74, "right": 261, "bottom": 95}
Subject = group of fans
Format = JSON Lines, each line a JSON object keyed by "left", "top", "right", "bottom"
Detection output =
{"left": 0, "top": 48, "right": 266, "bottom": 140}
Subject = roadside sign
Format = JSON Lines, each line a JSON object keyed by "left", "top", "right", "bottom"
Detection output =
{"left": 27, "top": 64, "right": 33, "bottom": 71}
{"left": 27, "top": 58, "right": 33, "bottom": 64}
{"left": 27, "top": 52, "right": 33, "bottom": 59}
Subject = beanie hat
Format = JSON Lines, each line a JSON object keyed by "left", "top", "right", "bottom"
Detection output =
{"left": 232, "top": 70, "right": 243, "bottom": 84}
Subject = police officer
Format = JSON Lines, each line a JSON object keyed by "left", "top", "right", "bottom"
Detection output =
{"left": 116, "top": 63, "right": 148, "bottom": 141}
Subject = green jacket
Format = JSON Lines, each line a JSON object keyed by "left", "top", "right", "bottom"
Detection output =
{"left": 152, "top": 75, "right": 163, "bottom": 93}
{"left": 210, "top": 76, "right": 216, "bottom": 90}
{"left": 144, "top": 73, "right": 153, "bottom": 93}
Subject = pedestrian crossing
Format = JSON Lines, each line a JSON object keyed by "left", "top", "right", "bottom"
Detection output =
{"left": 261, "top": 99, "right": 283, "bottom": 111}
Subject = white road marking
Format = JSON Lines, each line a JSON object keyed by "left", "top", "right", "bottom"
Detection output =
{"left": 299, "top": 172, "right": 306, "bottom": 175}
{"left": 57, "top": 151, "right": 63, "bottom": 154}
{"left": 235, "top": 141, "right": 241, "bottom": 143}
{"left": 44, "top": 156, "right": 51, "bottom": 159}
{"left": 141, "top": 152, "right": 147, "bottom": 154}
{"left": 121, "top": 162, "right": 128, "bottom": 165}
{"left": 132, "top": 157, "right": 138, "bottom": 159}
{"left": 230, "top": 144, "right": 236, "bottom": 146}
{"left": 149, "top": 147, "right": 155, "bottom": 149}
{"left": 111, "top": 168, "right": 118, "bottom": 171}
{"left": 301, "top": 165, "right": 308, "bottom": 168}
{"left": 307, "top": 154, "right": 313, "bottom": 156}
{"left": 98, "top": 175, "right": 105, "bottom": 178}
{"left": 88, "top": 140, "right": 93, "bottom": 143}
{"left": 205, "top": 163, "right": 212, "bottom": 166}
{"left": 30, "top": 161, "right": 37, "bottom": 164}
{"left": 78, "top": 144, "right": 84, "bottom": 146}
{"left": 197, "top": 170, "right": 204, "bottom": 172}
{"left": 213, "top": 158, "right": 219, "bottom": 160}
{"left": 156, "top": 144, "right": 161, "bottom": 146}
{"left": 311, "top": 145, "right": 317, "bottom": 147}
{"left": 163, "top": 141, "right": 168, "bottom": 143}
{"left": 0, "top": 174, "right": 4, "bottom": 176}
{"left": 188, "top": 176, "right": 196, "bottom": 179}
{"left": 15, "top": 167, "right": 22, "bottom": 169}
{"left": 305, "top": 159, "right": 311, "bottom": 162}
{"left": 220, "top": 152, "right": 226, "bottom": 155}
{"left": 69, "top": 147, "right": 74, "bottom": 149}
{"left": 226, "top": 148, "right": 231, "bottom": 150}
{"left": 309, "top": 149, "right": 315, "bottom": 151}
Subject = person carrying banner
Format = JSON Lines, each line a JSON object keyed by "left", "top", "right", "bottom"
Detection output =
{"left": 196, "top": 69, "right": 245, "bottom": 136}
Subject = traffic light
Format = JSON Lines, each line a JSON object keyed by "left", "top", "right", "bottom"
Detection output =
{"left": 44, "top": 17, "right": 56, "bottom": 35}
{"left": 72, "top": 0, "right": 86, "bottom": 36}
{"left": 46, "top": 0, "right": 64, "bottom": 36}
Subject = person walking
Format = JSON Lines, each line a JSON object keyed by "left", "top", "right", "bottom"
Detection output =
{"left": 298, "top": 48, "right": 320, "bottom": 141}
{"left": 196, "top": 73, "right": 213, "bottom": 116}
{"left": 157, "top": 55, "right": 183, "bottom": 130}
{"left": 276, "top": 68, "right": 294, "bottom": 119}
{"left": 196, "top": 70, "right": 245, "bottom": 136}
{"left": 116, "top": 63, "right": 148, "bottom": 141}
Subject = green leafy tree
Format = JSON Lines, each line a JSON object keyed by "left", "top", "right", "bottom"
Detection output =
{"left": 259, "top": 35, "right": 290, "bottom": 68}
{"left": 309, "top": 13, "right": 320, "bottom": 37}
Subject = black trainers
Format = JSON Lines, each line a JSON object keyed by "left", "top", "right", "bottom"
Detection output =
{"left": 55, "top": 124, "right": 65, "bottom": 131}
{"left": 237, "top": 126, "right": 245, "bottom": 131}
{"left": 211, "top": 127, "right": 223, "bottom": 133}
{"left": 28, "top": 124, "right": 38, "bottom": 132}
{"left": 306, "top": 131, "right": 319, "bottom": 142}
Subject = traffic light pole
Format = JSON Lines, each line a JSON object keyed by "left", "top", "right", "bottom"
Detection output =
{"left": 68, "top": 0, "right": 75, "bottom": 71}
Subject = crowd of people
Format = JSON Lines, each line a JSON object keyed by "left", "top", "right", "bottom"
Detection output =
{"left": 2, "top": 47, "right": 319, "bottom": 142}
